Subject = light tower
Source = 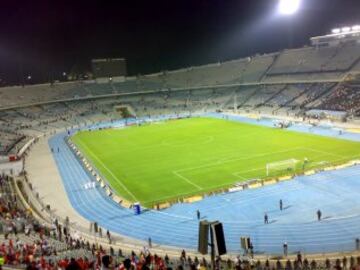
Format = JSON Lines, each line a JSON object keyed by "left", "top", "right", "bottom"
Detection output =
{"left": 278, "top": 0, "right": 301, "bottom": 48}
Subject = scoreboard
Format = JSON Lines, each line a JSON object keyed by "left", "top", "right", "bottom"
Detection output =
{"left": 91, "top": 58, "right": 127, "bottom": 78}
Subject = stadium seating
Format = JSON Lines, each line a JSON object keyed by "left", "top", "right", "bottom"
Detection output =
{"left": 2, "top": 170, "right": 360, "bottom": 269}
{"left": 0, "top": 40, "right": 359, "bottom": 111}
{"left": 319, "top": 83, "right": 360, "bottom": 114}
{"left": 268, "top": 43, "right": 360, "bottom": 75}
{"left": 0, "top": 127, "right": 30, "bottom": 156}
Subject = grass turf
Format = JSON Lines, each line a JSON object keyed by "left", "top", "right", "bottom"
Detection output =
{"left": 71, "top": 117, "right": 360, "bottom": 207}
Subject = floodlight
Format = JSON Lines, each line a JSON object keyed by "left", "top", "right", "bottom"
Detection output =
{"left": 332, "top": 28, "right": 341, "bottom": 34}
{"left": 279, "top": 0, "right": 300, "bottom": 15}
{"left": 341, "top": 27, "right": 351, "bottom": 33}
{"left": 352, "top": 25, "right": 360, "bottom": 31}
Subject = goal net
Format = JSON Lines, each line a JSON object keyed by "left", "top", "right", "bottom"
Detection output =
{"left": 266, "top": 159, "right": 299, "bottom": 177}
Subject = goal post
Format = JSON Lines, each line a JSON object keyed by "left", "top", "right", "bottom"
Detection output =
{"left": 266, "top": 159, "right": 299, "bottom": 177}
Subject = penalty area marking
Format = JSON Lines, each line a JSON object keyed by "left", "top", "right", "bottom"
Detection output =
{"left": 232, "top": 167, "right": 265, "bottom": 180}
{"left": 172, "top": 147, "right": 345, "bottom": 189}
{"left": 230, "top": 150, "right": 343, "bottom": 180}
{"left": 175, "top": 147, "right": 304, "bottom": 174}
{"left": 172, "top": 171, "right": 203, "bottom": 190}
{"left": 302, "top": 147, "right": 346, "bottom": 159}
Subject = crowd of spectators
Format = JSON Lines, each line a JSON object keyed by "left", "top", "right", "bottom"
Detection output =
{"left": 2, "top": 168, "right": 360, "bottom": 270}
{"left": 1, "top": 172, "right": 360, "bottom": 270}
{"left": 320, "top": 85, "right": 360, "bottom": 113}
{"left": 0, "top": 131, "right": 25, "bottom": 155}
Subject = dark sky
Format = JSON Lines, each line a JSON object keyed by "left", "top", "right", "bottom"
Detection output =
{"left": 0, "top": 0, "right": 359, "bottom": 84}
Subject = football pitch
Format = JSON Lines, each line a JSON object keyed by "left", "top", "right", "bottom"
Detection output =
{"left": 71, "top": 117, "right": 360, "bottom": 207}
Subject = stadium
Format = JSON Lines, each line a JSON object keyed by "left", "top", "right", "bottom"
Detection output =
{"left": 1, "top": 0, "right": 360, "bottom": 269}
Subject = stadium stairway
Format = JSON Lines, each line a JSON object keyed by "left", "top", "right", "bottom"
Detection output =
{"left": 256, "top": 85, "right": 289, "bottom": 108}
{"left": 47, "top": 115, "right": 360, "bottom": 255}
{"left": 258, "top": 53, "right": 280, "bottom": 82}
{"left": 274, "top": 84, "right": 314, "bottom": 111}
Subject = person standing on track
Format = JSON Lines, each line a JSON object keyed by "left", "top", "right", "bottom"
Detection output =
{"left": 264, "top": 213, "right": 269, "bottom": 224}
{"left": 197, "top": 210, "right": 200, "bottom": 220}
{"left": 317, "top": 209, "right": 322, "bottom": 221}
{"left": 279, "top": 199, "right": 283, "bottom": 211}
{"left": 283, "top": 242, "right": 288, "bottom": 257}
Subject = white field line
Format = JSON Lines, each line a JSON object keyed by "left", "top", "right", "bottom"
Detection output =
{"left": 123, "top": 130, "right": 258, "bottom": 154}
{"left": 174, "top": 147, "right": 303, "bottom": 174}
{"left": 172, "top": 147, "right": 347, "bottom": 192}
{"left": 76, "top": 127, "right": 358, "bottom": 206}
{"left": 144, "top": 151, "right": 360, "bottom": 205}
{"left": 171, "top": 148, "right": 303, "bottom": 194}
{"left": 76, "top": 139, "right": 139, "bottom": 202}
{"left": 231, "top": 150, "right": 348, "bottom": 180}
{"left": 232, "top": 167, "right": 264, "bottom": 178}
{"left": 142, "top": 189, "right": 204, "bottom": 204}
{"left": 234, "top": 174, "right": 247, "bottom": 180}
{"left": 302, "top": 147, "right": 346, "bottom": 159}
{"left": 175, "top": 146, "right": 353, "bottom": 177}
{"left": 143, "top": 179, "right": 245, "bottom": 204}
{"left": 161, "top": 135, "right": 214, "bottom": 147}
{"left": 172, "top": 171, "right": 202, "bottom": 190}
{"left": 150, "top": 150, "right": 360, "bottom": 206}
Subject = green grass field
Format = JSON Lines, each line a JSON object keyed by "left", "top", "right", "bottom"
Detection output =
{"left": 71, "top": 117, "right": 360, "bottom": 207}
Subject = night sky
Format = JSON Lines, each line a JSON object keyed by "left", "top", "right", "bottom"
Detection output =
{"left": 0, "top": 0, "right": 359, "bottom": 85}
